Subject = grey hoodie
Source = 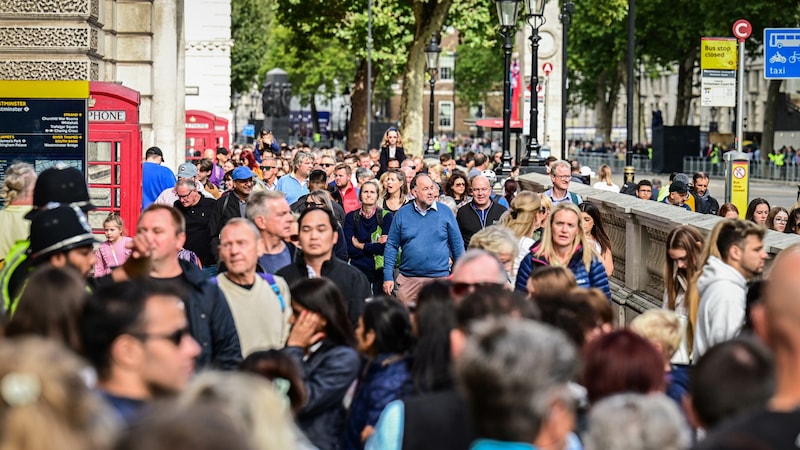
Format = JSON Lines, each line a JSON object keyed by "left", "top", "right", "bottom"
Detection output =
{"left": 692, "top": 256, "right": 748, "bottom": 359}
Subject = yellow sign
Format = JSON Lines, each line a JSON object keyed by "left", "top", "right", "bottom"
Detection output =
{"left": 701, "top": 38, "right": 737, "bottom": 70}
{"left": 0, "top": 80, "right": 89, "bottom": 99}
{"left": 730, "top": 160, "right": 749, "bottom": 218}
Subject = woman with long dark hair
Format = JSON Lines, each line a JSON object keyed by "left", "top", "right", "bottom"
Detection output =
{"left": 578, "top": 202, "right": 614, "bottom": 276}
{"left": 745, "top": 198, "right": 771, "bottom": 225}
{"left": 662, "top": 225, "right": 703, "bottom": 364}
{"left": 282, "top": 278, "right": 359, "bottom": 450}
{"left": 378, "top": 169, "right": 408, "bottom": 214}
{"left": 343, "top": 297, "right": 414, "bottom": 450}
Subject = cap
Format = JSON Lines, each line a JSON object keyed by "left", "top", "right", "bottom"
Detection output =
{"left": 27, "top": 166, "right": 94, "bottom": 219}
{"left": 481, "top": 169, "right": 497, "bottom": 185}
{"left": 579, "top": 166, "right": 596, "bottom": 177}
{"left": 669, "top": 180, "right": 689, "bottom": 193}
{"left": 177, "top": 163, "right": 199, "bottom": 178}
{"left": 673, "top": 173, "right": 691, "bottom": 186}
{"left": 232, "top": 166, "right": 255, "bottom": 180}
{"left": 145, "top": 146, "right": 163, "bottom": 159}
{"left": 28, "top": 205, "right": 99, "bottom": 261}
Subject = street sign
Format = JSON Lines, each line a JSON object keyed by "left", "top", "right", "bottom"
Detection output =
{"left": 732, "top": 19, "right": 752, "bottom": 41}
{"left": 701, "top": 37, "right": 737, "bottom": 70}
{"left": 764, "top": 28, "right": 800, "bottom": 79}
{"left": 542, "top": 62, "right": 553, "bottom": 76}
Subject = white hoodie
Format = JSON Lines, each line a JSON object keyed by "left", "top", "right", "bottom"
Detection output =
{"left": 692, "top": 256, "right": 748, "bottom": 359}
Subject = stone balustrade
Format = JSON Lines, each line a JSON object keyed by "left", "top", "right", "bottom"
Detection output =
{"left": 518, "top": 172, "right": 800, "bottom": 325}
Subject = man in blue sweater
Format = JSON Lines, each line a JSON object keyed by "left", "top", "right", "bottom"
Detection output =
{"left": 383, "top": 173, "right": 464, "bottom": 306}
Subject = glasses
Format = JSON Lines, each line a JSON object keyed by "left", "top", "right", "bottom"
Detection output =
{"left": 554, "top": 175, "right": 571, "bottom": 180}
{"left": 260, "top": 166, "right": 274, "bottom": 171}
{"left": 289, "top": 234, "right": 299, "bottom": 242}
{"left": 775, "top": 218, "right": 789, "bottom": 224}
{"left": 306, "top": 202, "right": 326, "bottom": 208}
{"left": 451, "top": 281, "right": 504, "bottom": 297}
{"left": 320, "top": 163, "right": 334, "bottom": 168}
{"left": 129, "top": 327, "right": 191, "bottom": 346}
{"left": 176, "top": 191, "right": 195, "bottom": 199}
{"left": 453, "top": 182, "right": 465, "bottom": 187}
{"left": 539, "top": 207, "right": 547, "bottom": 213}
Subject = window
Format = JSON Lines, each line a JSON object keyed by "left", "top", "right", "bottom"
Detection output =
{"left": 439, "top": 101, "right": 453, "bottom": 130}
{"left": 440, "top": 67, "right": 453, "bottom": 80}
{"left": 439, "top": 54, "right": 455, "bottom": 81}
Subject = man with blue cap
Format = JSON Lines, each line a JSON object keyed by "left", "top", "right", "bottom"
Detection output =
{"left": 209, "top": 166, "right": 255, "bottom": 264}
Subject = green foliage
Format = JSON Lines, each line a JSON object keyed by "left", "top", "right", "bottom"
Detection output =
{"left": 454, "top": 42, "right": 503, "bottom": 107}
{"left": 230, "top": 0, "right": 273, "bottom": 97}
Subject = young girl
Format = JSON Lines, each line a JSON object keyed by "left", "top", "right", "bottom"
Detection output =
{"left": 93, "top": 213, "right": 132, "bottom": 277}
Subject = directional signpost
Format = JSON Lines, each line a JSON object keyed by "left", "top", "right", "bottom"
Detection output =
{"left": 764, "top": 28, "right": 800, "bottom": 79}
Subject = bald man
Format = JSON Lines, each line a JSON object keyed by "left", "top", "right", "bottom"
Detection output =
{"left": 697, "top": 244, "right": 800, "bottom": 449}
{"left": 456, "top": 175, "right": 507, "bottom": 248}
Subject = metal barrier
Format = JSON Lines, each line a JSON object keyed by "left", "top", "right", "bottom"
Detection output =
{"left": 683, "top": 156, "right": 800, "bottom": 182}
{"left": 573, "top": 151, "right": 652, "bottom": 173}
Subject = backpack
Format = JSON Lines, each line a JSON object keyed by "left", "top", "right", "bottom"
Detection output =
{"left": 210, "top": 272, "right": 286, "bottom": 312}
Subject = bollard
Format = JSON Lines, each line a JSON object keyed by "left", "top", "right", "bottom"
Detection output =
{"left": 624, "top": 166, "right": 635, "bottom": 185}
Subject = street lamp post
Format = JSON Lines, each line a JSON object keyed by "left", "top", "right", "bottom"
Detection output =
{"left": 424, "top": 34, "right": 441, "bottom": 157}
{"left": 523, "top": 0, "right": 546, "bottom": 166}
{"left": 495, "top": 0, "right": 521, "bottom": 177}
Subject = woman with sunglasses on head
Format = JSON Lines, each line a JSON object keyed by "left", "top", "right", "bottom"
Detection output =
{"left": 282, "top": 278, "right": 359, "bottom": 450}
{"left": 498, "top": 191, "right": 547, "bottom": 280}
{"left": 443, "top": 170, "right": 471, "bottom": 208}
{"left": 378, "top": 169, "right": 409, "bottom": 215}
{"left": 515, "top": 202, "right": 610, "bottom": 300}
{"left": 378, "top": 127, "right": 406, "bottom": 175}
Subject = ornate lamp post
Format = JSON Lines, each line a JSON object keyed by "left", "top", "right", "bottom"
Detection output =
{"left": 495, "top": 0, "right": 521, "bottom": 176}
{"left": 424, "top": 34, "right": 441, "bottom": 157}
{"left": 523, "top": 0, "right": 546, "bottom": 166}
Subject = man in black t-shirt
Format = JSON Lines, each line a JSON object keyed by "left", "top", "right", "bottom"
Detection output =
{"left": 174, "top": 178, "right": 217, "bottom": 276}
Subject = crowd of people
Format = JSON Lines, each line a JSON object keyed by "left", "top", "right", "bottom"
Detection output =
{"left": 0, "top": 127, "right": 798, "bottom": 450}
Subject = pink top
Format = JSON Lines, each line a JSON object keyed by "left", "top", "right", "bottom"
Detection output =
{"left": 93, "top": 237, "right": 133, "bottom": 277}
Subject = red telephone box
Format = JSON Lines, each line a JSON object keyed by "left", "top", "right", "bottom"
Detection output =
{"left": 87, "top": 82, "right": 142, "bottom": 236}
{"left": 185, "top": 110, "right": 216, "bottom": 161}
{"left": 214, "top": 115, "right": 230, "bottom": 150}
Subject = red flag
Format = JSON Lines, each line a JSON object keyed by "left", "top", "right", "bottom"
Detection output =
{"left": 511, "top": 60, "right": 521, "bottom": 121}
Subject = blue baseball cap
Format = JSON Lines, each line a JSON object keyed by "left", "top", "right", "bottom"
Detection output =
{"left": 232, "top": 166, "right": 255, "bottom": 180}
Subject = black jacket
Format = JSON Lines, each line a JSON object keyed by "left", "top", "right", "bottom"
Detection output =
{"left": 276, "top": 255, "right": 372, "bottom": 328}
{"left": 456, "top": 200, "right": 507, "bottom": 248}
{"left": 289, "top": 196, "right": 349, "bottom": 261}
{"left": 208, "top": 190, "right": 249, "bottom": 263}
{"left": 166, "top": 259, "right": 242, "bottom": 369}
{"left": 379, "top": 145, "right": 406, "bottom": 175}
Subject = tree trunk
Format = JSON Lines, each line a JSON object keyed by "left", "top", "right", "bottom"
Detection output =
{"left": 673, "top": 53, "right": 697, "bottom": 126}
{"left": 347, "top": 60, "right": 369, "bottom": 151}
{"left": 310, "top": 99, "right": 320, "bottom": 135}
{"left": 594, "top": 62, "right": 623, "bottom": 145}
{"left": 398, "top": 0, "right": 453, "bottom": 156}
{"left": 762, "top": 79, "right": 784, "bottom": 160}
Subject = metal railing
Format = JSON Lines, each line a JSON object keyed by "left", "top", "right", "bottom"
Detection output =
{"left": 683, "top": 156, "right": 800, "bottom": 182}
{"left": 573, "top": 151, "right": 652, "bottom": 173}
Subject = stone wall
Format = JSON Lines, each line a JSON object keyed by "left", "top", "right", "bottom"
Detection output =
{"left": 518, "top": 172, "right": 800, "bottom": 326}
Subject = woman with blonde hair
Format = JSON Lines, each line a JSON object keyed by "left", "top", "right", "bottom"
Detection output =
{"left": 378, "top": 169, "right": 408, "bottom": 214}
{"left": 592, "top": 164, "right": 619, "bottom": 192}
{"left": 177, "top": 371, "right": 297, "bottom": 450}
{"left": 515, "top": 202, "right": 610, "bottom": 299}
{"left": 0, "top": 337, "right": 116, "bottom": 450}
{"left": 0, "top": 161, "right": 36, "bottom": 260}
{"left": 662, "top": 225, "right": 704, "bottom": 364}
{"left": 498, "top": 191, "right": 547, "bottom": 279}
{"left": 467, "top": 225, "right": 519, "bottom": 285}
{"left": 378, "top": 127, "right": 406, "bottom": 174}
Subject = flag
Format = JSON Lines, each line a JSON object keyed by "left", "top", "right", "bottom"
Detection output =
{"left": 511, "top": 59, "right": 521, "bottom": 121}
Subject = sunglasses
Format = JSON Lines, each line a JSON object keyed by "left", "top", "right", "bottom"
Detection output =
{"left": 450, "top": 281, "right": 504, "bottom": 297}
{"left": 129, "top": 327, "right": 191, "bottom": 346}
{"left": 176, "top": 191, "right": 196, "bottom": 199}
{"left": 320, "top": 163, "right": 334, "bottom": 168}
{"left": 260, "top": 166, "right": 274, "bottom": 171}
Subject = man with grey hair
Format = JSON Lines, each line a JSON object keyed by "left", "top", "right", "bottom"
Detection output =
{"left": 245, "top": 190, "right": 299, "bottom": 274}
{"left": 450, "top": 249, "right": 509, "bottom": 302}
{"left": 173, "top": 177, "right": 217, "bottom": 276}
{"left": 456, "top": 318, "right": 578, "bottom": 449}
{"left": 276, "top": 150, "right": 314, "bottom": 204}
{"left": 543, "top": 160, "right": 583, "bottom": 206}
{"left": 584, "top": 393, "right": 689, "bottom": 450}
{"left": 215, "top": 218, "right": 292, "bottom": 355}
{"left": 0, "top": 162, "right": 36, "bottom": 260}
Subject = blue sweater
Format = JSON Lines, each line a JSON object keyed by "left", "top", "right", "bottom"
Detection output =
{"left": 141, "top": 162, "right": 175, "bottom": 209}
{"left": 515, "top": 243, "right": 611, "bottom": 300}
{"left": 383, "top": 202, "right": 464, "bottom": 281}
